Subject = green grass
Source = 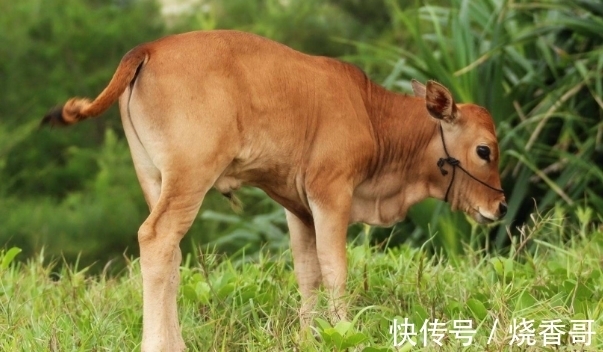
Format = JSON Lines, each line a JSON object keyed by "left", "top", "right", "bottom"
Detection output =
{"left": 1, "top": 211, "right": 602, "bottom": 351}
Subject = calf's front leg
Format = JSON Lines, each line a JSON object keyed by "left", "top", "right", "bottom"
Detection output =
{"left": 286, "top": 210, "right": 322, "bottom": 328}
{"left": 309, "top": 190, "right": 352, "bottom": 323}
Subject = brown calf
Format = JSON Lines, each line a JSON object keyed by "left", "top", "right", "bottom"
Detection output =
{"left": 42, "top": 30, "right": 506, "bottom": 351}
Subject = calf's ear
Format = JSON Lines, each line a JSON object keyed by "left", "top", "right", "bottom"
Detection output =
{"left": 411, "top": 79, "right": 426, "bottom": 98}
{"left": 425, "top": 80, "right": 459, "bottom": 123}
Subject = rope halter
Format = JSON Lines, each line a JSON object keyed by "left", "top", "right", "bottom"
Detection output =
{"left": 437, "top": 123, "right": 505, "bottom": 202}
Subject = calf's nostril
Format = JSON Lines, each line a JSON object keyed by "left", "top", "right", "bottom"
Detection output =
{"left": 499, "top": 202, "right": 508, "bottom": 217}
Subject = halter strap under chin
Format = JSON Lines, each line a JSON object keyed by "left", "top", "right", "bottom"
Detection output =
{"left": 437, "top": 124, "right": 505, "bottom": 202}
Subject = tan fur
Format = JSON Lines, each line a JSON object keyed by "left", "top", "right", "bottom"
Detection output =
{"left": 42, "top": 30, "right": 506, "bottom": 351}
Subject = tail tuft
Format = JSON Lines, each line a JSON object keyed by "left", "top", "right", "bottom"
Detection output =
{"left": 40, "top": 98, "right": 92, "bottom": 127}
{"left": 40, "top": 106, "right": 67, "bottom": 127}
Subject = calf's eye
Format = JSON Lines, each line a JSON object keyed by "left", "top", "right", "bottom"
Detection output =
{"left": 476, "top": 145, "right": 491, "bottom": 161}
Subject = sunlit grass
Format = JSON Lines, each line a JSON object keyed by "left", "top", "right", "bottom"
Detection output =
{"left": 1, "top": 210, "right": 602, "bottom": 351}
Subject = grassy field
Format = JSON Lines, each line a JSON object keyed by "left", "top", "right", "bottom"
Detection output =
{"left": 1, "top": 210, "right": 602, "bottom": 351}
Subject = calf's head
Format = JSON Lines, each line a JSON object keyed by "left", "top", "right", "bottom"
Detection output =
{"left": 412, "top": 80, "right": 507, "bottom": 224}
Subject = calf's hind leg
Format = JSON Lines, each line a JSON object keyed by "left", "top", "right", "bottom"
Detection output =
{"left": 137, "top": 159, "right": 232, "bottom": 352}
{"left": 137, "top": 172, "right": 208, "bottom": 352}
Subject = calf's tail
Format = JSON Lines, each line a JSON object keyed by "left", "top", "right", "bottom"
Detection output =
{"left": 41, "top": 46, "right": 149, "bottom": 126}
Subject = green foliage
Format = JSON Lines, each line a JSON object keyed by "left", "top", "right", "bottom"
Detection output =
{"left": 183, "top": 0, "right": 384, "bottom": 56}
{"left": 0, "top": 0, "right": 165, "bottom": 198}
{"left": 0, "top": 247, "right": 21, "bottom": 270}
{"left": 314, "top": 318, "right": 369, "bottom": 350}
{"left": 200, "top": 197, "right": 288, "bottom": 256}
{"left": 1, "top": 212, "right": 602, "bottom": 350}
{"left": 0, "top": 130, "right": 145, "bottom": 270}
